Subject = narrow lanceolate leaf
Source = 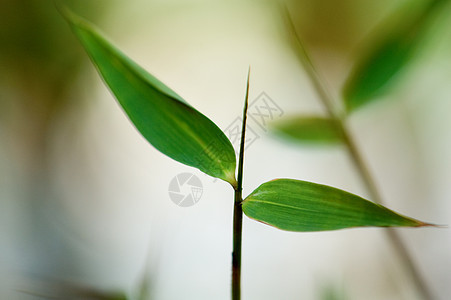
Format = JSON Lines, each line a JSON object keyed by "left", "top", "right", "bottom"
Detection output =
{"left": 272, "top": 116, "right": 343, "bottom": 145}
{"left": 242, "top": 179, "right": 431, "bottom": 232}
{"left": 62, "top": 9, "right": 237, "bottom": 185}
{"left": 343, "top": 0, "right": 445, "bottom": 113}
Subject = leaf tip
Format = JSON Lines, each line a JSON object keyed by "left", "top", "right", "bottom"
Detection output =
{"left": 417, "top": 221, "right": 444, "bottom": 228}
{"left": 57, "top": 4, "right": 95, "bottom": 35}
{"left": 56, "top": 3, "right": 77, "bottom": 23}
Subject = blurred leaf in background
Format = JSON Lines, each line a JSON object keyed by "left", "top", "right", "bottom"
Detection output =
{"left": 18, "top": 280, "right": 128, "bottom": 300}
{"left": 0, "top": 0, "right": 110, "bottom": 145}
{"left": 0, "top": 0, "right": 114, "bottom": 296}
{"left": 271, "top": 115, "right": 344, "bottom": 145}
{"left": 319, "top": 281, "right": 348, "bottom": 300}
{"left": 343, "top": 0, "right": 449, "bottom": 112}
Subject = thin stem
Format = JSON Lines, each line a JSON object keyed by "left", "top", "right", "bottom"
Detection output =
{"left": 283, "top": 8, "right": 434, "bottom": 300}
{"left": 232, "top": 188, "right": 243, "bottom": 300}
{"left": 340, "top": 124, "right": 434, "bottom": 300}
{"left": 232, "top": 68, "right": 250, "bottom": 300}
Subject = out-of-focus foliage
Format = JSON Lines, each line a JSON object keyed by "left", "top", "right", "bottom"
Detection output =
{"left": 0, "top": 0, "right": 112, "bottom": 165}
{"left": 0, "top": 0, "right": 109, "bottom": 114}
{"left": 319, "top": 282, "right": 348, "bottom": 300}
{"left": 0, "top": 0, "right": 116, "bottom": 298}
{"left": 343, "top": 0, "right": 450, "bottom": 112}
{"left": 272, "top": 116, "right": 343, "bottom": 145}
{"left": 20, "top": 281, "right": 128, "bottom": 300}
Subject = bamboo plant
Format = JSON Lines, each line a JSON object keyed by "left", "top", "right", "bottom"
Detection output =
{"left": 61, "top": 8, "right": 434, "bottom": 300}
{"left": 273, "top": 2, "right": 447, "bottom": 299}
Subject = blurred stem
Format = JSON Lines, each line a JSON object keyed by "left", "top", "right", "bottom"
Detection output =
{"left": 232, "top": 68, "right": 250, "bottom": 300}
{"left": 284, "top": 8, "right": 434, "bottom": 300}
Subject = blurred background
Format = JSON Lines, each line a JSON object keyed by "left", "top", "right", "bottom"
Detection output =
{"left": 1, "top": 0, "right": 450, "bottom": 299}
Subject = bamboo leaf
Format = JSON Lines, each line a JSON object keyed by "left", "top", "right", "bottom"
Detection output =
{"left": 343, "top": 1, "right": 445, "bottom": 113}
{"left": 272, "top": 116, "right": 343, "bottom": 145}
{"left": 242, "top": 179, "right": 431, "bottom": 232}
{"left": 62, "top": 9, "right": 237, "bottom": 185}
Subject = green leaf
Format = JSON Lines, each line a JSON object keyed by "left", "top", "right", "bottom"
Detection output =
{"left": 62, "top": 9, "right": 237, "bottom": 185}
{"left": 272, "top": 116, "right": 343, "bottom": 145}
{"left": 242, "top": 179, "right": 430, "bottom": 232}
{"left": 343, "top": 1, "right": 444, "bottom": 113}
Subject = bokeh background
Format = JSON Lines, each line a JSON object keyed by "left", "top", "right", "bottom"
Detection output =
{"left": 1, "top": 0, "right": 450, "bottom": 299}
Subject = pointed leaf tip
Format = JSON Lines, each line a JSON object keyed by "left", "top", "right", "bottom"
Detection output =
{"left": 62, "top": 9, "right": 237, "bottom": 184}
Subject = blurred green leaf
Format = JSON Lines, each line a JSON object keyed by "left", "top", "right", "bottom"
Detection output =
{"left": 62, "top": 9, "right": 237, "bottom": 185}
{"left": 19, "top": 283, "right": 128, "bottom": 300}
{"left": 242, "top": 179, "right": 431, "bottom": 232}
{"left": 343, "top": 0, "right": 446, "bottom": 113}
{"left": 319, "top": 282, "right": 347, "bottom": 300}
{"left": 272, "top": 116, "right": 343, "bottom": 145}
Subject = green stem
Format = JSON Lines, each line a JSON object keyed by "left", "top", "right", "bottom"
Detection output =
{"left": 283, "top": 8, "right": 434, "bottom": 300}
{"left": 232, "top": 68, "right": 250, "bottom": 300}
